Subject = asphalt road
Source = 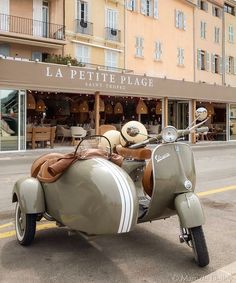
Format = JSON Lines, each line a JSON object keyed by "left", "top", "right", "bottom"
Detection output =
{"left": 0, "top": 145, "right": 236, "bottom": 283}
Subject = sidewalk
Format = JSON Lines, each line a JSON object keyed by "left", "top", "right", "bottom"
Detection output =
{"left": 1, "top": 141, "right": 236, "bottom": 159}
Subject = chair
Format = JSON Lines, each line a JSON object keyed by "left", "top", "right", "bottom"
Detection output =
{"left": 71, "top": 126, "right": 87, "bottom": 146}
{"left": 56, "top": 125, "right": 72, "bottom": 143}
{"left": 99, "top": 124, "right": 116, "bottom": 135}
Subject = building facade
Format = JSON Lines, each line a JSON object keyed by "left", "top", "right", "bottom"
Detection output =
{"left": 1, "top": 0, "right": 236, "bottom": 152}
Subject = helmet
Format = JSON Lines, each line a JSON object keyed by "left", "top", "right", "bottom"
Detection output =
{"left": 99, "top": 130, "right": 121, "bottom": 152}
{"left": 120, "top": 121, "right": 148, "bottom": 147}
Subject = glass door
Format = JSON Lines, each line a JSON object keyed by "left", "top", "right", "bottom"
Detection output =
{"left": 168, "top": 100, "right": 189, "bottom": 129}
{"left": 229, "top": 104, "right": 236, "bottom": 140}
{"left": 0, "top": 90, "right": 26, "bottom": 152}
{"left": 42, "top": 1, "right": 49, "bottom": 37}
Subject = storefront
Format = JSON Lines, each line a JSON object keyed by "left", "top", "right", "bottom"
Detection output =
{"left": 1, "top": 58, "right": 236, "bottom": 152}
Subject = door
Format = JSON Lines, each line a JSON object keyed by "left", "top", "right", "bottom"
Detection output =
{"left": 0, "top": 0, "right": 9, "bottom": 32}
{"left": 33, "top": 0, "right": 43, "bottom": 36}
{"left": 42, "top": 1, "right": 49, "bottom": 37}
{"left": 168, "top": 100, "right": 189, "bottom": 130}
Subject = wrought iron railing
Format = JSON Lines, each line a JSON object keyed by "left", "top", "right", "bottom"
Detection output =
{"left": 0, "top": 13, "right": 65, "bottom": 40}
{"left": 75, "top": 19, "right": 93, "bottom": 36}
{"left": 105, "top": 27, "right": 121, "bottom": 42}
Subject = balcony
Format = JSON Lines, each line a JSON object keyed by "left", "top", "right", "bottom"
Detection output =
{"left": 75, "top": 19, "right": 93, "bottom": 36}
{"left": 0, "top": 13, "right": 65, "bottom": 41}
{"left": 105, "top": 27, "right": 121, "bottom": 42}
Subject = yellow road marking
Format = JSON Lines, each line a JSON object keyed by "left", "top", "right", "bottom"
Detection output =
{"left": 0, "top": 222, "right": 56, "bottom": 239}
{"left": 1, "top": 185, "right": 236, "bottom": 240}
{"left": 0, "top": 222, "right": 13, "bottom": 229}
{"left": 197, "top": 185, "right": 236, "bottom": 197}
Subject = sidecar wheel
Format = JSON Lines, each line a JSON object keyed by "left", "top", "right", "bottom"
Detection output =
{"left": 189, "top": 226, "right": 209, "bottom": 267}
{"left": 15, "top": 202, "right": 37, "bottom": 246}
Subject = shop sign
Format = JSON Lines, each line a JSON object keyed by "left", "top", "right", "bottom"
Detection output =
{"left": 45, "top": 66, "right": 154, "bottom": 91}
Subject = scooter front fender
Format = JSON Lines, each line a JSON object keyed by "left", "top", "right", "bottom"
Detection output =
{"left": 175, "top": 192, "right": 205, "bottom": 228}
{"left": 12, "top": 177, "right": 45, "bottom": 214}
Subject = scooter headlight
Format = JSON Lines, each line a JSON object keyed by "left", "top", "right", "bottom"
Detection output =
{"left": 161, "top": 126, "right": 178, "bottom": 143}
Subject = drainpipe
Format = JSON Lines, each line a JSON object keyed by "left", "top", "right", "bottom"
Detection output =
{"left": 193, "top": 4, "right": 196, "bottom": 82}
{"left": 95, "top": 92, "right": 100, "bottom": 134}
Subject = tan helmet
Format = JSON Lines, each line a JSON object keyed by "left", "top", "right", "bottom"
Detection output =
{"left": 99, "top": 130, "right": 121, "bottom": 152}
{"left": 120, "top": 121, "right": 148, "bottom": 147}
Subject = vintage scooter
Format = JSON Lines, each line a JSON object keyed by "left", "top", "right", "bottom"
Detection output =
{"left": 12, "top": 107, "right": 209, "bottom": 267}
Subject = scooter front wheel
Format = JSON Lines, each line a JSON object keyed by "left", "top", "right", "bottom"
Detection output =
{"left": 189, "top": 226, "right": 209, "bottom": 267}
{"left": 15, "top": 202, "right": 37, "bottom": 246}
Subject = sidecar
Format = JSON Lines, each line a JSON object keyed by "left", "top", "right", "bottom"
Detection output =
{"left": 12, "top": 154, "right": 139, "bottom": 246}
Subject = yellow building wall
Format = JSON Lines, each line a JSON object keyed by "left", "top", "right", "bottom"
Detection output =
{"left": 194, "top": 0, "right": 223, "bottom": 85}
{"left": 64, "top": 0, "right": 125, "bottom": 68}
{"left": 125, "top": 0, "right": 194, "bottom": 81}
{"left": 225, "top": 12, "right": 236, "bottom": 87}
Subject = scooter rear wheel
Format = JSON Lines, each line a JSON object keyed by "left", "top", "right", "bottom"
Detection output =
{"left": 15, "top": 202, "right": 37, "bottom": 246}
{"left": 189, "top": 226, "right": 209, "bottom": 267}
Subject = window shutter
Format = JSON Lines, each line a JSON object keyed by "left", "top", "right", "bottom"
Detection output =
{"left": 219, "top": 57, "right": 223, "bottom": 75}
{"left": 225, "top": 56, "right": 230, "bottom": 73}
{"left": 183, "top": 15, "right": 186, "bottom": 31}
{"left": 84, "top": 2, "right": 88, "bottom": 21}
{"left": 204, "top": 2, "right": 208, "bottom": 12}
{"left": 175, "top": 10, "right": 179, "bottom": 28}
{"left": 154, "top": 0, "right": 159, "bottom": 19}
{"left": 197, "top": 0, "right": 201, "bottom": 8}
{"left": 126, "top": 0, "right": 132, "bottom": 10}
{"left": 218, "top": 8, "right": 222, "bottom": 19}
{"left": 132, "top": 0, "right": 136, "bottom": 11}
{"left": 197, "top": 49, "right": 201, "bottom": 69}
{"left": 233, "top": 57, "right": 236, "bottom": 75}
{"left": 212, "top": 6, "right": 215, "bottom": 16}
{"left": 211, "top": 54, "right": 215, "bottom": 73}
{"left": 206, "top": 51, "right": 209, "bottom": 71}
{"left": 140, "top": 0, "right": 146, "bottom": 15}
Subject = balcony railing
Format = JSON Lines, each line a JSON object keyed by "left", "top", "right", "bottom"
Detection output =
{"left": 105, "top": 27, "right": 121, "bottom": 42}
{"left": 75, "top": 19, "right": 93, "bottom": 36}
{"left": 0, "top": 13, "right": 65, "bottom": 40}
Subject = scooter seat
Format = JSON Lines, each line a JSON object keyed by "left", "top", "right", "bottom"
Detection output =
{"left": 116, "top": 144, "right": 151, "bottom": 160}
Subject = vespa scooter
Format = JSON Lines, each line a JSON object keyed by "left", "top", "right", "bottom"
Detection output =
{"left": 12, "top": 107, "right": 209, "bottom": 267}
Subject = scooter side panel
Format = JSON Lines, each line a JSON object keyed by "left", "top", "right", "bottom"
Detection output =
{"left": 42, "top": 158, "right": 138, "bottom": 235}
{"left": 12, "top": 177, "right": 45, "bottom": 214}
{"left": 141, "top": 143, "right": 196, "bottom": 222}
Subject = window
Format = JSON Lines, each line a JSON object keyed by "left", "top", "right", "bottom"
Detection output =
{"left": 228, "top": 25, "right": 234, "bottom": 43}
{"left": 154, "top": 41, "right": 162, "bottom": 61}
{"left": 76, "top": 45, "right": 90, "bottom": 64}
{"left": 135, "top": 37, "right": 144, "bottom": 57}
{"left": 225, "top": 56, "right": 236, "bottom": 74}
{"left": 224, "top": 3, "right": 235, "bottom": 16}
{"left": 175, "top": 10, "right": 186, "bottom": 30}
{"left": 32, "top": 52, "right": 42, "bottom": 61}
{"left": 200, "top": 21, "right": 206, "bottom": 39}
{"left": 198, "top": 0, "right": 208, "bottom": 12}
{"left": 211, "top": 54, "right": 222, "bottom": 74}
{"left": 214, "top": 27, "right": 220, "bottom": 43}
{"left": 77, "top": 0, "right": 88, "bottom": 21}
{"left": 177, "top": 48, "right": 184, "bottom": 66}
{"left": 105, "top": 50, "right": 118, "bottom": 70}
{"left": 212, "top": 6, "right": 221, "bottom": 18}
{"left": 0, "top": 44, "right": 9, "bottom": 57}
{"left": 106, "top": 8, "right": 118, "bottom": 29}
{"left": 140, "top": 0, "right": 159, "bottom": 19}
{"left": 197, "top": 49, "right": 209, "bottom": 71}
{"left": 126, "top": 0, "right": 136, "bottom": 11}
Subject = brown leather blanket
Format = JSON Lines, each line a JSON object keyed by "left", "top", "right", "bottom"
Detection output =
{"left": 31, "top": 149, "right": 124, "bottom": 183}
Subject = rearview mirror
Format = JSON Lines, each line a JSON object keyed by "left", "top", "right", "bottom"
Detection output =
{"left": 195, "top": 107, "right": 208, "bottom": 121}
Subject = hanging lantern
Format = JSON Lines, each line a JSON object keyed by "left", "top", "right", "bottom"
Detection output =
{"left": 36, "top": 99, "right": 46, "bottom": 112}
{"left": 105, "top": 103, "right": 113, "bottom": 114}
{"left": 136, "top": 99, "right": 148, "bottom": 114}
{"left": 70, "top": 101, "right": 80, "bottom": 113}
{"left": 79, "top": 101, "right": 89, "bottom": 113}
{"left": 27, "top": 93, "right": 36, "bottom": 109}
{"left": 114, "top": 102, "right": 123, "bottom": 114}
{"left": 155, "top": 100, "right": 162, "bottom": 115}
